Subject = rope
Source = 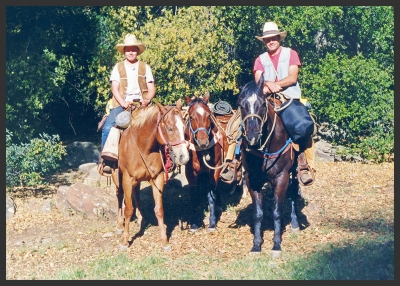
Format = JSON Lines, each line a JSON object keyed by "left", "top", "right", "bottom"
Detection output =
{"left": 211, "top": 101, "right": 233, "bottom": 115}
{"left": 226, "top": 109, "right": 242, "bottom": 144}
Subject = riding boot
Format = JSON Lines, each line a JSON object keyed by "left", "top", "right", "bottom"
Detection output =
{"left": 97, "top": 152, "right": 113, "bottom": 177}
{"left": 297, "top": 152, "right": 314, "bottom": 186}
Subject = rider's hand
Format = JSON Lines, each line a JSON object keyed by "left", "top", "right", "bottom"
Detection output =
{"left": 121, "top": 101, "right": 131, "bottom": 109}
{"left": 141, "top": 98, "right": 151, "bottom": 107}
{"left": 265, "top": 81, "right": 282, "bottom": 94}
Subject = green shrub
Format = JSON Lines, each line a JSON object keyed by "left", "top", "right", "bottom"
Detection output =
{"left": 301, "top": 52, "right": 394, "bottom": 162}
{"left": 6, "top": 129, "right": 67, "bottom": 190}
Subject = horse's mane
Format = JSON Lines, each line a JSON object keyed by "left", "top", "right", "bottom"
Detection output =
{"left": 190, "top": 97, "right": 209, "bottom": 107}
{"left": 237, "top": 80, "right": 262, "bottom": 104}
{"left": 130, "top": 105, "right": 159, "bottom": 128}
{"left": 243, "top": 81, "right": 262, "bottom": 96}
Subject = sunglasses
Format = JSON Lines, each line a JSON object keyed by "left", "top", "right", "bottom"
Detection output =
{"left": 263, "top": 36, "right": 279, "bottom": 43}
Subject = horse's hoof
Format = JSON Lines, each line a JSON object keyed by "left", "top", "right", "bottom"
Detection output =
{"left": 271, "top": 250, "right": 282, "bottom": 258}
{"left": 115, "top": 228, "right": 124, "bottom": 235}
{"left": 250, "top": 246, "right": 261, "bottom": 254}
{"left": 207, "top": 227, "right": 216, "bottom": 233}
{"left": 189, "top": 224, "right": 199, "bottom": 232}
{"left": 162, "top": 244, "right": 172, "bottom": 252}
{"left": 119, "top": 244, "right": 128, "bottom": 251}
{"left": 291, "top": 227, "right": 300, "bottom": 233}
{"left": 249, "top": 250, "right": 261, "bottom": 255}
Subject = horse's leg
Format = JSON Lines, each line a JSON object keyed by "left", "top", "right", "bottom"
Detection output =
{"left": 208, "top": 172, "right": 222, "bottom": 232}
{"left": 249, "top": 189, "right": 263, "bottom": 253}
{"left": 120, "top": 176, "right": 136, "bottom": 250}
{"left": 133, "top": 184, "right": 145, "bottom": 228}
{"left": 150, "top": 174, "right": 170, "bottom": 251}
{"left": 207, "top": 185, "right": 219, "bottom": 232}
{"left": 113, "top": 168, "right": 124, "bottom": 234}
{"left": 288, "top": 172, "right": 301, "bottom": 233}
{"left": 271, "top": 172, "right": 290, "bottom": 258}
{"left": 242, "top": 166, "right": 249, "bottom": 198}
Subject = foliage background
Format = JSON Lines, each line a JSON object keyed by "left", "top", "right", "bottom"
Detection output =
{"left": 6, "top": 6, "right": 394, "bottom": 164}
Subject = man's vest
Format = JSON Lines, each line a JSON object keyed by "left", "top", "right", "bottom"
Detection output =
{"left": 259, "top": 47, "right": 301, "bottom": 99}
{"left": 111, "top": 60, "right": 148, "bottom": 108}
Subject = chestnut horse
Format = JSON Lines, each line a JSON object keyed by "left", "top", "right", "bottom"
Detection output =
{"left": 237, "top": 77, "right": 302, "bottom": 258}
{"left": 111, "top": 100, "right": 190, "bottom": 251}
{"left": 184, "top": 92, "right": 228, "bottom": 232}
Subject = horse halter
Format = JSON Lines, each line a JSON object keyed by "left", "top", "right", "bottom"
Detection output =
{"left": 188, "top": 100, "right": 212, "bottom": 147}
{"left": 240, "top": 99, "right": 268, "bottom": 141}
{"left": 157, "top": 106, "right": 187, "bottom": 148}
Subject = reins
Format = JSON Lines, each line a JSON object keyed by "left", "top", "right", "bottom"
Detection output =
{"left": 242, "top": 92, "right": 294, "bottom": 160}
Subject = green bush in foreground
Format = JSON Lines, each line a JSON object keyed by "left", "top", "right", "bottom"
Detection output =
{"left": 6, "top": 129, "right": 67, "bottom": 190}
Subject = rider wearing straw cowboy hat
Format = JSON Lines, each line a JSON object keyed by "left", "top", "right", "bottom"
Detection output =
{"left": 100, "top": 33, "right": 156, "bottom": 175}
{"left": 253, "top": 21, "right": 316, "bottom": 186}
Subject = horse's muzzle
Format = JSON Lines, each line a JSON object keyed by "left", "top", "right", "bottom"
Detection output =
{"left": 244, "top": 132, "right": 262, "bottom": 148}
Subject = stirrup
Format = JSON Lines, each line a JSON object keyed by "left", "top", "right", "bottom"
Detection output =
{"left": 220, "top": 159, "right": 240, "bottom": 184}
{"left": 297, "top": 165, "right": 315, "bottom": 186}
{"left": 97, "top": 159, "right": 112, "bottom": 177}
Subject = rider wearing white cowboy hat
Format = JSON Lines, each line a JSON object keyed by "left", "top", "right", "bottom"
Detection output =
{"left": 99, "top": 33, "right": 156, "bottom": 175}
{"left": 255, "top": 21, "right": 287, "bottom": 42}
{"left": 115, "top": 34, "right": 146, "bottom": 55}
{"left": 253, "top": 21, "right": 316, "bottom": 186}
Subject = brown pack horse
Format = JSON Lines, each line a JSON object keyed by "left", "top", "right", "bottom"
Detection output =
{"left": 111, "top": 100, "right": 190, "bottom": 251}
{"left": 184, "top": 92, "right": 228, "bottom": 232}
{"left": 238, "top": 76, "right": 302, "bottom": 258}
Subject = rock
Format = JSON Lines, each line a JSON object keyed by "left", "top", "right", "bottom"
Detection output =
{"left": 40, "top": 200, "right": 55, "bottom": 213}
{"left": 55, "top": 183, "right": 117, "bottom": 221}
{"left": 63, "top": 142, "right": 100, "bottom": 169}
{"left": 314, "top": 139, "right": 336, "bottom": 162}
{"left": 78, "top": 162, "right": 97, "bottom": 173}
{"left": 6, "top": 193, "right": 16, "bottom": 220}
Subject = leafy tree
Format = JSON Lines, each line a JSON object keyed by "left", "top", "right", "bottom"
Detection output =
{"left": 6, "top": 6, "right": 101, "bottom": 142}
{"left": 135, "top": 6, "right": 241, "bottom": 104}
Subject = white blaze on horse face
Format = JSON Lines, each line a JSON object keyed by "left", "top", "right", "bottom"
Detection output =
{"left": 247, "top": 93, "right": 258, "bottom": 115}
{"left": 174, "top": 114, "right": 186, "bottom": 140}
{"left": 196, "top": 105, "right": 206, "bottom": 117}
{"left": 172, "top": 114, "right": 190, "bottom": 165}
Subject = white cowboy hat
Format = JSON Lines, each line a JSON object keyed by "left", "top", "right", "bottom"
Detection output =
{"left": 115, "top": 34, "right": 146, "bottom": 55}
{"left": 255, "top": 22, "right": 287, "bottom": 42}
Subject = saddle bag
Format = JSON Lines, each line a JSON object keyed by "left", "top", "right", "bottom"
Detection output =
{"left": 277, "top": 99, "right": 315, "bottom": 143}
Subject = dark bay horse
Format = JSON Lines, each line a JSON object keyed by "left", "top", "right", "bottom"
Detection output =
{"left": 184, "top": 92, "right": 228, "bottom": 232}
{"left": 111, "top": 100, "right": 190, "bottom": 251}
{"left": 238, "top": 77, "right": 302, "bottom": 258}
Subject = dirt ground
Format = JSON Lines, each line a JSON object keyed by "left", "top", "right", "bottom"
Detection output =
{"left": 6, "top": 161, "right": 394, "bottom": 280}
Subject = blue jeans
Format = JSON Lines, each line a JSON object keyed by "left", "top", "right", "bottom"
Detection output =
{"left": 101, "top": 106, "right": 123, "bottom": 150}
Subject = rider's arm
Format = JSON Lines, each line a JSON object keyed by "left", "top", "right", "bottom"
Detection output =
{"left": 111, "top": 80, "right": 130, "bottom": 109}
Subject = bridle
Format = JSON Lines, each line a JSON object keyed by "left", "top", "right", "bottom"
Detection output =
{"left": 156, "top": 106, "right": 188, "bottom": 174}
{"left": 157, "top": 105, "right": 188, "bottom": 148}
{"left": 240, "top": 98, "right": 268, "bottom": 148}
{"left": 187, "top": 100, "right": 212, "bottom": 147}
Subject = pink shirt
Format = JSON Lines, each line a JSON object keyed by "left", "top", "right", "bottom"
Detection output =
{"left": 253, "top": 48, "right": 301, "bottom": 82}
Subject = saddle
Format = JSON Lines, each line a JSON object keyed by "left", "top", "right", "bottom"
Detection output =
{"left": 213, "top": 109, "right": 243, "bottom": 184}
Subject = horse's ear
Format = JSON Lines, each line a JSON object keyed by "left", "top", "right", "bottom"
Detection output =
{"left": 155, "top": 100, "right": 166, "bottom": 113}
{"left": 176, "top": 98, "right": 182, "bottom": 110}
{"left": 203, "top": 91, "right": 210, "bottom": 103}
{"left": 184, "top": 95, "right": 192, "bottom": 105}
{"left": 257, "top": 73, "right": 264, "bottom": 90}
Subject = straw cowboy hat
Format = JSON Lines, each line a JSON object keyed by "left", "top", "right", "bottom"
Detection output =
{"left": 256, "top": 22, "right": 287, "bottom": 42}
{"left": 116, "top": 34, "right": 146, "bottom": 55}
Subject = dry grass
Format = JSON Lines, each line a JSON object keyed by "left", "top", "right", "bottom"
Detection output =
{"left": 6, "top": 161, "right": 394, "bottom": 280}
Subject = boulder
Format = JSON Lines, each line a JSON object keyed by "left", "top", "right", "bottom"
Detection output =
{"left": 63, "top": 142, "right": 100, "bottom": 169}
{"left": 6, "top": 193, "right": 16, "bottom": 220}
{"left": 55, "top": 183, "right": 117, "bottom": 221}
